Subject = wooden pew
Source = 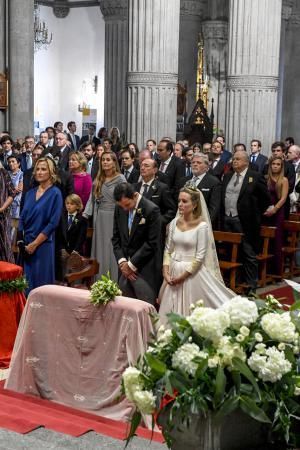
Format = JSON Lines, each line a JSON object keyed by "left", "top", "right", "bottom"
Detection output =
{"left": 213, "top": 231, "right": 243, "bottom": 291}
{"left": 257, "top": 226, "right": 276, "bottom": 287}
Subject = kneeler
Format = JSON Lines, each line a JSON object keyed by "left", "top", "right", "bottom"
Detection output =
{"left": 0, "top": 262, "right": 26, "bottom": 368}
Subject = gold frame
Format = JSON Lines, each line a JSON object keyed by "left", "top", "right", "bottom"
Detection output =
{"left": 0, "top": 72, "right": 8, "bottom": 109}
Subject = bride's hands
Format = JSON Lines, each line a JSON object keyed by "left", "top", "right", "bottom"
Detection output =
{"left": 163, "top": 266, "right": 173, "bottom": 285}
{"left": 171, "top": 272, "right": 190, "bottom": 285}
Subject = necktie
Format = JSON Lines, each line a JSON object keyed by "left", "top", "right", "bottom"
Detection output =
{"left": 233, "top": 173, "right": 240, "bottom": 187}
{"left": 68, "top": 214, "right": 74, "bottom": 227}
{"left": 251, "top": 155, "right": 256, "bottom": 163}
{"left": 128, "top": 210, "right": 134, "bottom": 233}
{"left": 186, "top": 166, "right": 191, "bottom": 176}
{"left": 26, "top": 154, "right": 32, "bottom": 169}
{"left": 142, "top": 184, "right": 148, "bottom": 196}
{"left": 160, "top": 162, "right": 166, "bottom": 173}
{"left": 125, "top": 170, "right": 129, "bottom": 180}
{"left": 192, "top": 176, "right": 199, "bottom": 184}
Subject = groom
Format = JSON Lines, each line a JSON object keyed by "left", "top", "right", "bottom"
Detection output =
{"left": 112, "top": 182, "right": 162, "bottom": 304}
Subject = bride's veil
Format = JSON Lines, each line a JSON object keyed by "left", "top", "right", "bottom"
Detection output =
{"left": 182, "top": 182, "right": 224, "bottom": 283}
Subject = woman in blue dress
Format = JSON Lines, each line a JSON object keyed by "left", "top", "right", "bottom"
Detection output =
{"left": 19, "top": 157, "right": 63, "bottom": 294}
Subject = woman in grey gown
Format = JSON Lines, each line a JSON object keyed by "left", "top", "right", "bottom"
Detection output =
{"left": 84, "top": 151, "right": 126, "bottom": 280}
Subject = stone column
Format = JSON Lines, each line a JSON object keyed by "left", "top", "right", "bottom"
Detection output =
{"left": 179, "top": 0, "right": 205, "bottom": 117}
{"left": 99, "top": 0, "right": 128, "bottom": 135}
{"left": 127, "top": 0, "right": 180, "bottom": 148}
{"left": 202, "top": 0, "right": 229, "bottom": 135}
{"left": 226, "top": 0, "right": 282, "bottom": 154}
{"left": 0, "top": 0, "right": 7, "bottom": 131}
{"left": 8, "top": 0, "right": 34, "bottom": 138}
{"left": 277, "top": 0, "right": 294, "bottom": 138}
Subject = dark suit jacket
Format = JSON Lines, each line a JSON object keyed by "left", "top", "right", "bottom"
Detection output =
{"left": 134, "top": 179, "right": 176, "bottom": 226}
{"left": 112, "top": 197, "right": 162, "bottom": 294}
{"left": 122, "top": 167, "right": 140, "bottom": 184}
{"left": 57, "top": 212, "right": 87, "bottom": 254}
{"left": 20, "top": 153, "right": 32, "bottom": 172}
{"left": 222, "top": 169, "right": 271, "bottom": 252}
{"left": 91, "top": 158, "right": 99, "bottom": 180}
{"left": 67, "top": 133, "right": 80, "bottom": 150}
{"left": 210, "top": 159, "right": 226, "bottom": 180}
{"left": 250, "top": 153, "right": 268, "bottom": 173}
{"left": 180, "top": 172, "right": 221, "bottom": 226}
{"left": 159, "top": 155, "right": 185, "bottom": 200}
{"left": 50, "top": 146, "right": 72, "bottom": 171}
{"left": 79, "top": 135, "right": 101, "bottom": 147}
{"left": 220, "top": 149, "right": 232, "bottom": 163}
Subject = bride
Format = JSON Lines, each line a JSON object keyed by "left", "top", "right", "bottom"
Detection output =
{"left": 158, "top": 185, "right": 234, "bottom": 323}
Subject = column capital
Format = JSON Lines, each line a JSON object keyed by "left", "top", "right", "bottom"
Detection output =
{"left": 180, "top": 0, "right": 206, "bottom": 17}
{"left": 202, "top": 20, "right": 228, "bottom": 40}
{"left": 53, "top": 0, "right": 69, "bottom": 18}
{"left": 99, "top": 0, "right": 128, "bottom": 21}
{"left": 227, "top": 75, "right": 279, "bottom": 91}
{"left": 127, "top": 72, "right": 178, "bottom": 88}
{"left": 282, "top": 0, "right": 294, "bottom": 21}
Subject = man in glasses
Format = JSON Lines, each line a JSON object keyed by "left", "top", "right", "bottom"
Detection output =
{"left": 120, "top": 148, "right": 139, "bottom": 184}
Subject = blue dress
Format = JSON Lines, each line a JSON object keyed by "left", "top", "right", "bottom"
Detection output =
{"left": 19, "top": 186, "right": 63, "bottom": 293}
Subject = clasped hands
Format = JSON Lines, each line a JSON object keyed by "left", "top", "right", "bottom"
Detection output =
{"left": 25, "top": 242, "right": 38, "bottom": 255}
{"left": 119, "top": 261, "right": 137, "bottom": 281}
{"left": 163, "top": 267, "right": 189, "bottom": 286}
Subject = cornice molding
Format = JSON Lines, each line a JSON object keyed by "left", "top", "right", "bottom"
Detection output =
{"left": 127, "top": 72, "right": 178, "bottom": 88}
{"left": 227, "top": 75, "right": 279, "bottom": 90}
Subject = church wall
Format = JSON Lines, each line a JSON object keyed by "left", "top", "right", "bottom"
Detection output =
{"left": 34, "top": 5, "right": 105, "bottom": 135}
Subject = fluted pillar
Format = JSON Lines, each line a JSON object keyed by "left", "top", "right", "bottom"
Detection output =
{"left": 99, "top": 0, "right": 128, "bottom": 135}
{"left": 0, "top": 0, "right": 7, "bottom": 131}
{"left": 127, "top": 0, "right": 180, "bottom": 148}
{"left": 202, "top": 0, "right": 228, "bottom": 135}
{"left": 8, "top": 0, "right": 34, "bottom": 138}
{"left": 226, "top": 0, "right": 282, "bottom": 154}
{"left": 179, "top": 0, "right": 205, "bottom": 117}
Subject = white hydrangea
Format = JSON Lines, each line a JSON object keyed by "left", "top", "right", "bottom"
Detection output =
{"left": 157, "top": 328, "right": 173, "bottom": 347}
{"left": 221, "top": 296, "right": 258, "bottom": 330}
{"left": 122, "top": 367, "right": 144, "bottom": 401}
{"left": 187, "top": 307, "right": 230, "bottom": 343}
{"left": 255, "top": 343, "right": 266, "bottom": 354}
{"left": 172, "top": 343, "right": 208, "bottom": 377}
{"left": 248, "top": 346, "right": 292, "bottom": 383}
{"left": 261, "top": 312, "right": 296, "bottom": 343}
{"left": 216, "top": 336, "right": 246, "bottom": 367}
{"left": 132, "top": 390, "right": 156, "bottom": 414}
{"left": 208, "top": 355, "right": 220, "bottom": 368}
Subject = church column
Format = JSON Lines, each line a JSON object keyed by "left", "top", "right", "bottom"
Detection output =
{"left": 8, "top": 0, "right": 34, "bottom": 138}
{"left": 225, "top": 0, "right": 282, "bottom": 154}
{"left": 0, "top": 0, "right": 7, "bottom": 131}
{"left": 202, "top": 0, "right": 229, "bottom": 135}
{"left": 179, "top": 0, "right": 205, "bottom": 117}
{"left": 276, "top": 0, "right": 294, "bottom": 138}
{"left": 127, "top": 0, "right": 180, "bottom": 148}
{"left": 99, "top": 0, "right": 128, "bottom": 135}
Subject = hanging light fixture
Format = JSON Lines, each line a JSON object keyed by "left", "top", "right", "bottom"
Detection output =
{"left": 34, "top": 3, "right": 53, "bottom": 52}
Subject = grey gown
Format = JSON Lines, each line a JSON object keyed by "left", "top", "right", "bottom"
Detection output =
{"left": 84, "top": 174, "right": 126, "bottom": 281}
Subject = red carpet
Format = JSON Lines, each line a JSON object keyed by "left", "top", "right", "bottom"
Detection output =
{"left": 0, "top": 382, "right": 164, "bottom": 443}
{"left": 261, "top": 285, "right": 295, "bottom": 306}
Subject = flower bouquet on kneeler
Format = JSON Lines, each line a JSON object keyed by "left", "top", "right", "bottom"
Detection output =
{"left": 122, "top": 295, "right": 300, "bottom": 450}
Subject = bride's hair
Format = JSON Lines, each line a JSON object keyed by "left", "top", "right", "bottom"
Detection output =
{"left": 180, "top": 185, "right": 202, "bottom": 218}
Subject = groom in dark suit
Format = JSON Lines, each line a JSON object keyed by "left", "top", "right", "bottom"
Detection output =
{"left": 112, "top": 183, "right": 162, "bottom": 304}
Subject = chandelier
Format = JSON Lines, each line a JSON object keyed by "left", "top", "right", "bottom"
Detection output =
{"left": 34, "top": 3, "right": 53, "bottom": 52}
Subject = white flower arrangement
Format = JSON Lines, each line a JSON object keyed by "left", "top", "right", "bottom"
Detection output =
{"left": 122, "top": 295, "right": 300, "bottom": 448}
{"left": 90, "top": 272, "right": 121, "bottom": 306}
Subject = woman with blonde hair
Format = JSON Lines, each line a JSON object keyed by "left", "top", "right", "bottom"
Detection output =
{"left": 263, "top": 155, "right": 289, "bottom": 275}
{"left": 68, "top": 151, "right": 92, "bottom": 208}
{"left": 158, "top": 185, "right": 234, "bottom": 323}
{"left": 84, "top": 151, "right": 126, "bottom": 279}
{"left": 18, "top": 157, "right": 63, "bottom": 293}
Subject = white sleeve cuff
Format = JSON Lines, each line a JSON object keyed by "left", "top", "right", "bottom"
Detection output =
{"left": 118, "top": 258, "right": 127, "bottom": 265}
{"left": 128, "top": 260, "right": 137, "bottom": 272}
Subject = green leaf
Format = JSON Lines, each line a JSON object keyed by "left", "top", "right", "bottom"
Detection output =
{"left": 214, "top": 366, "right": 226, "bottom": 407}
{"left": 214, "top": 395, "right": 239, "bottom": 420}
{"left": 169, "top": 371, "right": 191, "bottom": 393}
{"left": 144, "top": 353, "right": 167, "bottom": 377}
{"left": 290, "top": 300, "right": 300, "bottom": 311}
{"left": 125, "top": 410, "right": 142, "bottom": 447}
{"left": 231, "top": 370, "right": 241, "bottom": 394}
{"left": 232, "top": 358, "right": 261, "bottom": 400}
{"left": 239, "top": 395, "right": 271, "bottom": 424}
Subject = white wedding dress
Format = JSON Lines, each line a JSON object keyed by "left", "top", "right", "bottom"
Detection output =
{"left": 158, "top": 200, "right": 235, "bottom": 324}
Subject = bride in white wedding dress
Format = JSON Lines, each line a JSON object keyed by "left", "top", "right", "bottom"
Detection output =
{"left": 158, "top": 185, "right": 234, "bottom": 324}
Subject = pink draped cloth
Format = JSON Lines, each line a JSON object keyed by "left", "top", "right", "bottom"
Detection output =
{"left": 5, "top": 285, "right": 155, "bottom": 421}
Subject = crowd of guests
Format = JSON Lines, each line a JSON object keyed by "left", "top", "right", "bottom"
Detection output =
{"left": 0, "top": 121, "right": 299, "bottom": 308}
